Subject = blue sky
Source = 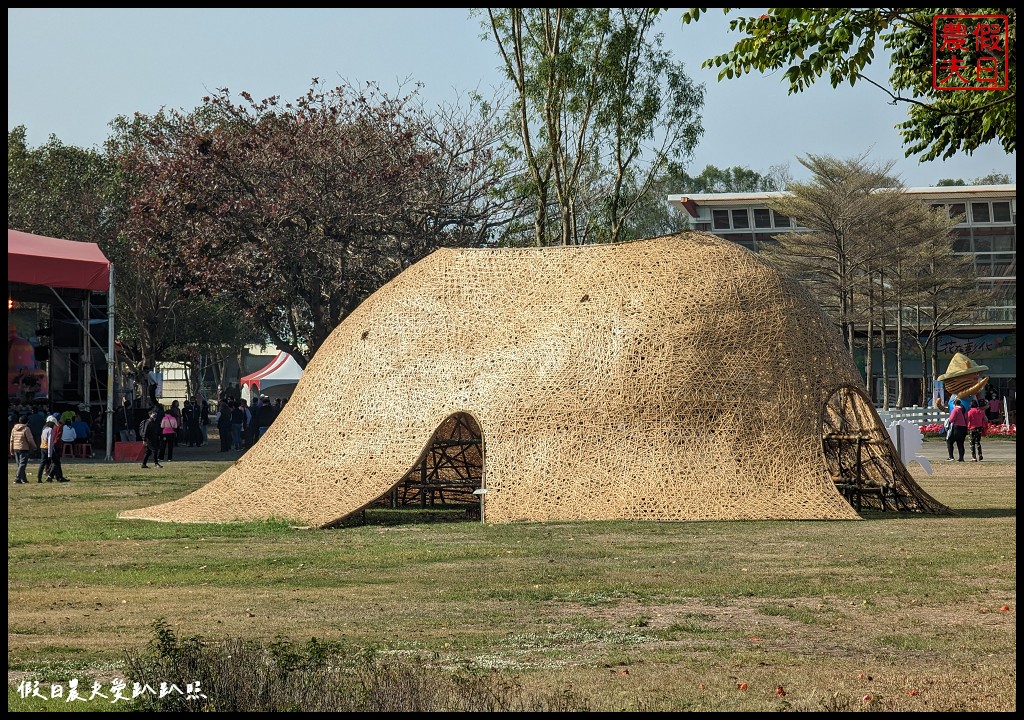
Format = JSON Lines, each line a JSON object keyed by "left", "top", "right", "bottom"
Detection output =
{"left": 8, "top": 8, "right": 1016, "bottom": 188}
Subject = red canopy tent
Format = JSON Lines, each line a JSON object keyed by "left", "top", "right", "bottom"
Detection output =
{"left": 8, "top": 228, "right": 115, "bottom": 459}
{"left": 8, "top": 229, "right": 111, "bottom": 291}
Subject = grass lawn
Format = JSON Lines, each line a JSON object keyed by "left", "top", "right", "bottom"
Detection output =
{"left": 8, "top": 443, "right": 1016, "bottom": 711}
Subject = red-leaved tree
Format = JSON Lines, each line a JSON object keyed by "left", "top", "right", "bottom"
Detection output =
{"left": 113, "top": 79, "right": 517, "bottom": 366}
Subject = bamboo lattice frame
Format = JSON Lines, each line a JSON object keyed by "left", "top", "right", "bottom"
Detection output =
{"left": 821, "top": 385, "right": 950, "bottom": 514}
{"left": 119, "top": 233, "right": 945, "bottom": 528}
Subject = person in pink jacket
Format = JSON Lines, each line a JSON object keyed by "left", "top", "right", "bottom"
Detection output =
{"left": 159, "top": 410, "right": 179, "bottom": 462}
{"left": 945, "top": 399, "right": 969, "bottom": 462}
{"left": 966, "top": 399, "right": 988, "bottom": 462}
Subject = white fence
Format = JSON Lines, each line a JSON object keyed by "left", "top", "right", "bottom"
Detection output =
{"left": 876, "top": 406, "right": 947, "bottom": 427}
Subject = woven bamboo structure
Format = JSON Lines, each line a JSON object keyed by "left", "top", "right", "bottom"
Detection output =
{"left": 119, "top": 233, "right": 948, "bottom": 527}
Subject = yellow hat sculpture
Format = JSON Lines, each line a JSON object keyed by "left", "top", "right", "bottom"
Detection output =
{"left": 937, "top": 352, "right": 990, "bottom": 399}
{"left": 119, "top": 233, "right": 948, "bottom": 527}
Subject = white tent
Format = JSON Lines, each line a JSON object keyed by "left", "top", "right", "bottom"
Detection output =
{"left": 240, "top": 351, "right": 303, "bottom": 402}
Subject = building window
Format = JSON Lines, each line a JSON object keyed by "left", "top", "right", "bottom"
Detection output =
{"left": 772, "top": 210, "right": 791, "bottom": 228}
{"left": 948, "top": 203, "right": 966, "bottom": 221}
{"left": 992, "top": 201, "right": 1011, "bottom": 222}
{"left": 731, "top": 209, "right": 750, "bottom": 229}
{"left": 972, "top": 202, "right": 991, "bottom": 223}
{"left": 712, "top": 209, "right": 730, "bottom": 230}
{"left": 992, "top": 253, "right": 1015, "bottom": 277}
{"left": 753, "top": 208, "right": 772, "bottom": 228}
{"left": 981, "top": 280, "right": 1016, "bottom": 303}
{"left": 991, "top": 233, "right": 1015, "bottom": 252}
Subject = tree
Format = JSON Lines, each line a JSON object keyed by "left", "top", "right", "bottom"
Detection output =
{"left": 168, "top": 297, "right": 266, "bottom": 401}
{"left": 907, "top": 232, "right": 995, "bottom": 403}
{"left": 9, "top": 126, "right": 269, "bottom": 405}
{"left": 972, "top": 172, "right": 1013, "bottom": 185}
{"left": 8, "top": 126, "right": 116, "bottom": 247}
{"left": 762, "top": 153, "right": 901, "bottom": 356}
{"left": 113, "top": 80, "right": 515, "bottom": 367}
{"left": 878, "top": 205, "right": 958, "bottom": 407}
{"left": 856, "top": 197, "right": 968, "bottom": 408}
{"left": 937, "top": 172, "right": 1012, "bottom": 185}
{"left": 664, "top": 163, "right": 787, "bottom": 194}
{"left": 482, "top": 8, "right": 705, "bottom": 246}
{"left": 9, "top": 128, "right": 144, "bottom": 402}
{"left": 761, "top": 153, "right": 992, "bottom": 404}
{"left": 618, "top": 162, "right": 788, "bottom": 240}
{"left": 8, "top": 127, "right": 116, "bottom": 402}
{"left": 679, "top": 8, "right": 1016, "bottom": 162}
{"left": 600, "top": 166, "right": 693, "bottom": 239}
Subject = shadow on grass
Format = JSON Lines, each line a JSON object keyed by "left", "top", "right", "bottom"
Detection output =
{"left": 327, "top": 505, "right": 480, "bottom": 529}
{"left": 861, "top": 507, "right": 1016, "bottom": 521}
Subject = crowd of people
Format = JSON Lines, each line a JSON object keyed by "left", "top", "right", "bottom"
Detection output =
{"left": 7, "top": 403, "right": 98, "bottom": 483}
{"left": 136, "top": 394, "right": 285, "bottom": 468}
{"left": 10, "top": 394, "right": 287, "bottom": 478}
{"left": 211, "top": 396, "right": 283, "bottom": 453}
{"left": 134, "top": 397, "right": 211, "bottom": 467}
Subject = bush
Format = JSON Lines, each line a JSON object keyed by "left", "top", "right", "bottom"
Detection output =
{"left": 123, "top": 620, "right": 590, "bottom": 712}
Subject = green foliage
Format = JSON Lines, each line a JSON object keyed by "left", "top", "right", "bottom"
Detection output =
{"left": 7, "top": 126, "right": 118, "bottom": 243}
{"left": 971, "top": 171, "right": 1013, "bottom": 184}
{"left": 681, "top": 8, "right": 1017, "bottom": 161}
{"left": 935, "top": 171, "right": 1010, "bottom": 186}
{"left": 482, "top": 8, "right": 704, "bottom": 245}
{"left": 666, "top": 163, "right": 784, "bottom": 193}
{"left": 7, "top": 126, "right": 261, "bottom": 379}
{"left": 629, "top": 162, "right": 786, "bottom": 238}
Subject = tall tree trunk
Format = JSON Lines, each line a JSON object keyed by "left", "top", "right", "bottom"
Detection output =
{"left": 879, "top": 314, "right": 889, "bottom": 410}
{"left": 895, "top": 298, "right": 905, "bottom": 408}
{"left": 920, "top": 345, "right": 930, "bottom": 407}
{"left": 865, "top": 276, "right": 874, "bottom": 403}
{"left": 878, "top": 271, "right": 889, "bottom": 410}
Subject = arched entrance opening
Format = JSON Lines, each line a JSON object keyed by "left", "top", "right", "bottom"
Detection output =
{"left": 393, "top": 412, "right": 484, "bottom": 510}
{"left": 820, "top": 384, "right": 950, "bottom": 514}
{"left": 340, "top": 412, "right": 485, "bottom": 526}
